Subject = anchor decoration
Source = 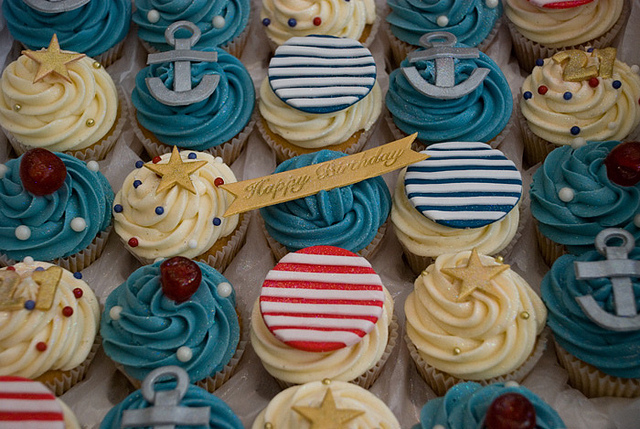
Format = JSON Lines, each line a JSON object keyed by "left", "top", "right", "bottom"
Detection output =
{"left": 574, "top": 228, "right": 640, "bottom": 332}
{"left": 22, "top": 0, "right": 89, "bottom": 13}
{"left": 146, "top": 21, "right": 219, "bottom": 107}
{"left": 401, "top": 32, "right": 490, "bottom": 100}
{"left": 121, "top": 366, "right": 210, "bottom": 429}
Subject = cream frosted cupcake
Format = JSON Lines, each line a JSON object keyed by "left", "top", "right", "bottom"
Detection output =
{"left": 405, "top": 250, "right": 547, "bottom": 396}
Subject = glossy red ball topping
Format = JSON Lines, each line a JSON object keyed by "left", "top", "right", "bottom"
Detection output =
{"left": 537, "top": 85, "right": 548, "bottom": 95}
{"left": 605, "top": 141, "right": 640, "bottom": 187}
{"left": 19, "top": 148, "right": 67, "bottom": 196}
{"left": 484, "top": 393, "right": 536, "bottom": 429}
{"left": 214, "top": 177, "right": 225, "bottom": 187}
{"left": 73, "top": 288, "right": 83, "bottom": 299}
{"left": 160, "top": 256, "right": 202, "bottom": 303}
{"left": 588, "top": 77, "right": 599, "bottom": 88}
{"left": 7, "top": 266, "right": 15, "bottom": 271}
{"left": 152, "top": 156, "right": 162, "bottom": 164}
{"left": 36, "top": 342, "right": 47, "bottom": 352}
{"left": 128, "top": 237, "right": 139, "bottom": 248}
{"left": 62, "top": 306, "right": 74, "bottom": 317}
{"left": 313, "top": 17, "right": 322, "bottom": 26}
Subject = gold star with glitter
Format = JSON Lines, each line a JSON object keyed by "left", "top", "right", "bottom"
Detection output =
{"left": 22, "top": 34, "right": 85, "bottom": 83}
{"left": 144, "top": 146, "right": 207, "bottom": 194}
{"left": 441, "top": 249, "right": 510, "bottom": 301}
{"left": 292, "top": 388, "right": 365, "bottom": 429}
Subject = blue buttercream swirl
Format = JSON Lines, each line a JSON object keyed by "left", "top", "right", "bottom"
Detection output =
{"left": 2, "top": 0, "right": 131, "bottom": 57}
{"left": 542, "top": 249, "right": 640, "bottom": 379}
{"left": 386, "top": 45, "right": 512, "bottom": 145}
{"left": 101, "top": 261, "right": 240, "bottom": 384}
{"left": 260, "top": 150, "right": 391, "bottom": 253}
{"left": 133, "top": 0, "right": 251, "bottom": 51}
{"left": 131, "top": 48, "right": 255, "bottom": 150}
{"left": 530, "top": 141, "right": 640, "bottom": 255}
{"left": 386, "top": 0, "right": 502, "bottom": 48}
{"left": 0, "top": 153, "right": 113, "bottom": 261}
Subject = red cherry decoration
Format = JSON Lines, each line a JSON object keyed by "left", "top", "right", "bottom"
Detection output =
{"left": 19, "top": 148, "right": 67, "bottom": 196}
{"left": 537, "top": 85, "right": 548, "bottom": 95}
{"left": 604, "top": 141, "right": 640, "bottom": 187}
{"left": 313, "top": 17, "right": 322, "bottom": 26}
{"left": 484, "top": 393, "right": 536, "bottom": 429}
{"left": 160, "top": 256, "right": 202, "bottom": 303}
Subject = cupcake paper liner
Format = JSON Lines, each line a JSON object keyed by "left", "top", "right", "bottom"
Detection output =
{"left": 533, "top": 221, "right": 569, "bottom": 267}
{"left": 517, "top": 102, "right": 561, "bottom": 167}
{"left": 95, "top": 37, "right": 126, "bottom": 68}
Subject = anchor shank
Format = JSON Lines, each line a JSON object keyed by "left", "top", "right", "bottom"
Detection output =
{"left": 434, "top": 57, "right": 455, "bottom": 88}
{"left": 611, "top": 277, "right": 637, "bottom": 317}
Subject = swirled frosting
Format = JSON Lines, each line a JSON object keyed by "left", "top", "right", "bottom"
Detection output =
{"left": 405, "top": 251, "right": 547, "bottom": 380}
{"left": 521, "top": 53, "right": 640, "bottom": 145}
{"left": 413, "top": 381, "right": 566, "bottom": 428}
{"left": 0, "top": 54, "right": 119, "bottom": 152}
{"left": 101, "top": 260, "right": 240, "bottom": 383}
{"left": 2, "top": 0, "right": 131, "bottom": 57}
{"left": 542, "top": 250, "right": 640, "bottom": 378}
{"left": 260, "top": 0, "right": 376, "bottom": 47}
{"left": 259, "top": 150, "right": 391, "bottom": 253}
{"left": 251, "top": 287, "right": 393, "bottom": 384}
{"left": 387, "top": 0, "right": 502, "bottom": 48}
{"left": 252, "top": 380, "right": 400, "bottom": 428}
{"left": 133, "top": 0, "right": 251, "bottom": 51}
{"left": 504, "top": 0, "right": 622, "bottom": 47}
{"left": 0, "top": 261, "right": 100, "bottom": 379}
{"left": 113, "top": 151, "right": 239, "bottom": 261}
{"left": 0, "top": 153, "right": 113, "bottom": 262}
{"left": 530, "top": 141, "right": 640, "bottom": 255}
{"left": 132, "top": 48, "right": 254, "bottom": 151}
{"left": 386, "top": 47, "right": 513, "bottom": 145}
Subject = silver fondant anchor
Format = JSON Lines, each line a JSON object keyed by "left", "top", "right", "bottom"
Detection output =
{"left": 574, "top": 228, "right": 640, "bottom": 332}
{"left": 22, "top": 0, "right": 89, "bottom": 13}
{"left": 146, "top": 21, "right": 219, "bottom": 106}
{"left": 121, "top": 366, "right": 210, "bottom": 429}
{"left": 401, "top": 32, "right": 490, "bottom": 100}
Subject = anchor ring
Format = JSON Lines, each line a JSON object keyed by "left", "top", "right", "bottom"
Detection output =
{"left": 595, "top": 228, "right": 635, "bottom": 256}
{"left": 141, "top": 365, "right": 189, "bottom": 403}
{"left": 164, "top": 21, "right": 202, "bottom": 48}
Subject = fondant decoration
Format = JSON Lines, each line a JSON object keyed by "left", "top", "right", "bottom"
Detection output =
{"left": 552, "top": 48, "right": 616, "bottom": 82}
{"left": 121, "top": 366, "right": 210, "bottom": 428}
{"left": 145, "top": 21, "right": 219, "bottom": 106}
{"left": 441, "top": 249, "right": 510, "bottom": 301}
{"left": 574, "top": 228, "right": 640, "bottom": 331}
{"left": 22, "top": 34, "right": 85, "bottom": 83}
{"left": 144, "top": 146, "right": 207, "bottom": 194}
{"left": 404, "top": 141, "right": 522, "bottom": 229}
{"left": 0, "top": 266, "right": 62, "bottom": 311}
{"left": 19, "top": 149, "right": 68, "bottom": 196}
{"left": 160, "top": 256, "right": 203, "bottom": 303}
{"left": 484, "top": 393, "right": 536, "bottom": 429}
{"left": 22, "top": 0, "right": 89, "bottom": 13}
{"left": 268, "top": 35, "right": 376, "bottom": 114}
{"left": 259, "top": 246, "right": 385, "bottom": 352}
{"left": 402, "top": 32, "right": 489, "bottom": 100}
{"left": 292, "top": 387, "right": 365, "bottom": 429}
{"left": 528, "top": 0, "right": 593, "bottom": 9}
{"left": 0, "top": 376, "right": 65, "bottom": 428}
{"left": 604, "top": 141, "right": 640, "bottom": 186}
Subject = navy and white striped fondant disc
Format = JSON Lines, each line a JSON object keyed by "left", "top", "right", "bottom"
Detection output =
{"left": 405, "top": 142, "right": 522, "bottom": 229}
{"left": 268, "top": 35, "right": 376, "bottom": 114}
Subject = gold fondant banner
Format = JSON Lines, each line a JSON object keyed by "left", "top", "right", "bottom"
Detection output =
{"left": 221, "top": 133, "right": 425, "bottom": 217}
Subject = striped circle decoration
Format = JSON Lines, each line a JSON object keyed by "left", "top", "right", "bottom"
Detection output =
{"left": 405, "top": 141, "right": 522, "bottom": 229}
{"left": 268, "top": 35, "right": 377, "bottom": 114}
{"left": 259, "top": 245, "right": 385, "bottom": 352}
{"left": 0, "top": 376, "right": 65, "bottom": 429}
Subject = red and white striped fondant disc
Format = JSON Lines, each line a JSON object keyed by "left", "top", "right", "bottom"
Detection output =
{"left": 260, "top": 246, "right": 385, "bottom": 352}
{"left": 0, "top": 376, "right": 64, "bottom": 429}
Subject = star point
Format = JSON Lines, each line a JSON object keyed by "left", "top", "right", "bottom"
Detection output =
{"left": 291, "top": 388, "right": 365, "bottom": 429}
{"left": 441, "top": 249, "right": 510, "bottom": 301}
{"left": 22, "top": 34, "right": 85, "bottom": 83}
{"left": 144, "top": 146, "right": 207, "bottom": 194}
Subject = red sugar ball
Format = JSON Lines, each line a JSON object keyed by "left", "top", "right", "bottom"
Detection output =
{"left": 36, "top": 342, "right": 47, "bottom": 352}
{"left": 214, "top": 177, "right": 225, "bottom": 187}
{"left": 152, "top": 156, "right": 162, "bottom": 164}
{"left": 128, "top": 237, "right": 139, "bottom": 248}
{"left": 73, "top": 288, "right": 83, "bottom": 299}
{"left": 62, "top": 306, "right": 74, "bottom": 317}
{"left": 588, "top": 77, "right": 599, "bottom": 88}
{"left": 313, "top": 17, "right": 322, "bottom": 26}
{"left": 537, "top": 85, "right": 548, "bottom": 95}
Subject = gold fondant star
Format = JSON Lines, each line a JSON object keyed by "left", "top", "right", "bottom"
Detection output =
{"left": 441, "top": 249, "right": 510, "bottom": 301}
{"left": 22, "top": 34, "right": 85, "bottom": 83}
{"left": 144, "top": 146, "right": 207, "bottom": 194}
{"left": 292, "top": 388, "right": 365, "bottom": 429}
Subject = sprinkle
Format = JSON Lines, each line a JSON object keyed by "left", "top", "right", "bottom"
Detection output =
{"left": 70, "top": 217, "right": 86, "bottom": 232}
{"left": 520, "top": 311, "right": 530, "bottom": 319}
{"left": 608, "top": 122, "right": 617, "bottom": 130}
{"left": 217, "top": 282, "right": 233, "bottom": 298}
{"left": 152, "top": 156, "right": 162, "bottom": 164}
{"left": 437, "top": 15, "right": 449, "bottom": 27}
{"left": 587, "top": 47, "right": 594, "bottom": 53}
{"left": 537, "top": 85, "right": 548, "bottom": 95}
{"left": 23, "top": 257, "right": 34, "bottom": 265}
{"left": 36, "top": 342, "right": 47, "bottom": 352}
{"left": 535, "top": 58, "right": 544, "bottom": 67}
{"left": 589, "top": 77, "right": 599, "bottom": 88}
{"left": 313, "top": 17, "right": 322, "bottom": 26}
{"left": 485, "top": 0, "right": 499, "bottom": 8}
{"left": 6, "top": 267, "right": 15, "bottom": 271}
{"left": 13, "top": 104, "right": 21, "bottom": 112}
{"left": 0, "top": 164, "right": 7, "bottom": 179}
{"left": 87, "top": 161, "right": 99, "bottom": 172}
{"left": 262, "top": 18, "right": 271, "bottom": 26}
{"left": 114, "top": 204, "right": 123, "bottom": 213}
{"left": 322, "top": 378, "right": 331, "bottom": 385}
{"left": 288, "top": 18, "right": 297, "bottom": 27}
{"left": 93, "top": 62, "right": 102, "bottom": 69}
{"left": 612, "top": 80, "right": 622, "bottom": 89}
{"left": 176, "top": 346, "right": 193, "bottom": 362}
{"left": 109, "top": 306, "right": 123, "bottom": 320}
{"left": 634, "top": 214, "right": 640, "bottom": 228}
{"left": 24, "top": 300, "right": 36, "bottom": 310}
{"left": 35, "top": 267, "right": 44, "bottom": 272}
{"left": 86, "top": 118, "right": 95, "bottom": 127}
{"left": 188, "top": 152, "right": 197, "bottom": 159}
{"left": 188, "top": 239, "right": 198, "bottom": 249}
{"left": 570, "top": 126, "right": 581, "bottom": 135}
{"left": 128, "top": 237, "right": 139, "bottom": 247}
{"left": 62, "top": 306, "right": 74, "bottom": 317}
{"left": 147, "top": 9, "right": 160, "bottom": 23}
{"left": 213, "top": 217, "right": 222, "bottom": 226}
{"left": 135, "top": 160, "right": 144, "bottom": 169}
{"left": 504, "top": 381, "right": 520, "bottom": 388}
{"left": 264, "top": 424, "right": 273, "bottom": 429}
{"left": 453, "top": 347, "right": 461, "bottom": 355}
{"left": 133, "top": 180, "right": 142, "bottom": 188}
{"left": 214, "top": 177, "right": 225, "bottom": 187}
{"left": 15, "top": 225, "right": 31, "bottom": 241}
{"left": 558, "top": 187, "right": 575, "bottom": 202}
{"left": 563, "top": 92, "right": 572, "bottom": 100}
{"left": 155, "top": 206, "right": 164, "bottom": 215}
{"left": 631, "top": 65, "right": 639, "bottom": 74}
{"left": 523, "top": 91, "right": 532, "bottom": 100}
{"left": 73, "top": 288, "right": 83, "bottom": 298}
{"left": 571, "top": 137, "right": 586, "bottom": 149}
{"left": 73, "top": 272, "right": 82, "bottom": 279}
{"left": 495, "top": 256, "right": 504, "bottom": 263}
{"left": 212, "top": 16, "right": 226, "bottom": 29}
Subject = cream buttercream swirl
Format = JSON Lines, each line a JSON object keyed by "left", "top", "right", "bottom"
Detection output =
{"left": 259, "top": 78, "right": 381, "bottom": 148}
{"left": 0, "top": 262, "right": 100, "bottom": 379}
{"left": 113, "top": 151, "right": 239, "bottom": 261}
{"left": 252, "top": 380, "right": 400, "bottom": 429}
{"left": 261, "top": 0, "right": 376, "bottom": 46}
{"left": 405, "top": 251, "right": 546, "bottom": 380}
{"left": 521, "top": 53, "right": 640, "bottom": 145}
{"left": 504, "top": 0, "right": 622, "bottom": 47}
{"left": 0, "top": 54, "right": 118, "bottom": 151}
{"left": 251, "top": 287, "right": 393, "bottom": 384}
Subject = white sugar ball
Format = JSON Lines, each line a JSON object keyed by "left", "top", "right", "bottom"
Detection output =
{"left": 631, "top": 65, "right": 639, "bottom": 74}
{"left": 147, "top": 9, "right": 160, "bottom": 24}
{"left": 23, "top": 256, "right": 34, "bottom": 265}
{"left": 177, "top": 346, "right": 193, "bottom": 362}
{"left": 571, "top": 137, "right": 586, "bottom": 149}
{"left": 634, "top": 214, "right": 640, "bottom": 228}
{"left": 0, "top": 164, "right": 8, "bottom": 179}
{"left": 608, "top": 122, "right": 617, "bottom": 130}
{"left": 212, "top": 16, "right": 226, "bottom": 29}
{"left": 110, "top": 306, "right": 123, "bottom": 320}
{"left": 15, "top": 225, "right": 31, "bottom": 241}
{"left": 437, "top": 15, "right": 449, "bottom": 27}
{"left": 87, "top": 161, "right": 99, "bottom": 172}
{"left": 188, "top": 239, "right": 198, "bottom": 249}
{"left": 504, "top": 380, "right": 520, "bottom": 388}
{"left": 558, "top": 187, "right": 575, "bottom": 202}
{"left": 486, "top": 0, "right": 499, "bottom": 8}
{"left": 154, "top": 257, "right": 165, "bottom": 264}
{"left": 217, "top": 282, "right": 233, "bottom": 298}
{"left": 70, "top": 217, "right": 87, "bottom": 232}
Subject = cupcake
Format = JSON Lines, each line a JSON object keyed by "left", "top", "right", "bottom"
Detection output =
{"left": 2, "top": 0, "right": 131, "bottom": 67}
{"left": 392, "top": 142, "right": 523, "bottom": 274}
{"left": 0, "top": 149, "right": 113, "bottom": 272}
{"left": 386, "top": 0, "right": 503, "bottom": 65}
{"left": 519, "top": 48, "right": 640, "bottom": 166}
{"left": 541, "top": 228, "right": 640, "bottom": 398}
{"left": 405, "top": 250, "right": 548, "bottom": 396}
{"left": 504, "top": 0, "right": 627, "bottom": 72}
{"left": 112, "top": 148, "right": 248, "bottom": 272}
{"left": 131, "top": 21, "right": 255, "bottom": 164}
{"left": 259, "top": 151, "right": 391, "bottom": 260}
{"left": 386, "top": 32, "right": 513, "bottom": 151}
{"left": 258, "top": 36, "right": 382, "bottom": 163}
{"left": 530, "top": 140, "right": 640, "bottom": 266}
{"left": 251, "top": 246, "right": 397, "bottom": 388}
{"left": 413, "top": 381, "right": 566, "bottom": 428}
{"left": 252, "top": 379, "right": 401, "bottom": 428}
{"left": 101, "top": 257, "right": 244, "bottom": 392}
{"left": 101, "top": 366, "right": 243, "bottom": 429}
{"left": 0, "top": 35, "right": 124, "bottom": 161}
{"left": 0, "top": 261, "right": 100, "bottom": 396}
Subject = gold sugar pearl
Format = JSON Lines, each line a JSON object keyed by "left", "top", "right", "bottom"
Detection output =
{"left": 93, "top": 61, "right": 102, "bottom": 69}
{"left": 86, "top": 118, "right": 95, "bottom": 127}
{"left": 322, "top": 378, "right": 331, "bottom": 385}
{"left": 453, "top": 347, "right": 461, "bottom": 355}
{"left": 495, "top": 255, "right": 504, "bottom": 263}
{"left": 13, "top": 104, "right": 21, "bottom": 112}
{"left": 520, "top": 311, "right": 530, "bottom": 320}
{"left": 264, "top": 423, "right": 274, "bottom": 429}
